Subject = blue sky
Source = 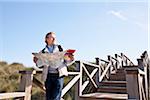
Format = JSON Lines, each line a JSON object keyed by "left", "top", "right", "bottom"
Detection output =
{"left": 0, "top": 0, "right": 149, "bottom": 67}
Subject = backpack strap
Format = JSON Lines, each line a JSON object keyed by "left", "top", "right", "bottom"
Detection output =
{"left": 41, "top": 48, "right": 46, "bottom": 53}
{"left": 58, "top": 45, "right": 63, "bottom": 52}
{"left": 41, "top": 44, "right": 63, "bottom": 53}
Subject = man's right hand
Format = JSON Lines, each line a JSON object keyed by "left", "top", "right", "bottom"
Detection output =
{"left": 64, "top": 53, "right": 74, "bottom": 61}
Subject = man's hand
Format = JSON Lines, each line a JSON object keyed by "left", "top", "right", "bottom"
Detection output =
{"left": 64, "top": 53, "right": 74, "bottom": 61}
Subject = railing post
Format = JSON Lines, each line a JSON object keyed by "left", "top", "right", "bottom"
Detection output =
{"left": 138, "top": 58, "right": 149, "bottom": 100}
{"left": 148, "top": 63, "right": 150, "bottom": 100}
{"left": 74, "top": 61, "right": 80, "bottom": 100}
{"left": 141, "top": 51, "right": 150, "bottom": 100}
{"left": 95, "top": 57, "right": 100, "bottom": 86}
{"left": 19, "top": 70, "right": 34, "bottom": 100}
{"left": 115, "top": 54, "right": 119, "bottom": 69}
{"left": 107, "top": 55, "right": 111, "bottom": 78}
{"left": 125, "top": 68, "right": 140, "bottom": 99}
{"left": 121, "top": 53, "right": 124, "bottom": 66}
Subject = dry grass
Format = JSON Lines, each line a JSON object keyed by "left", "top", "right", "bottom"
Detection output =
{"left": 0, "top": 61, "right": 76, "bottom": 99}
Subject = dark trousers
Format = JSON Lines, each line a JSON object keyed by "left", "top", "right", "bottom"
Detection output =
{"left": 45, "top": 73, "right": 64, "bottom": 100}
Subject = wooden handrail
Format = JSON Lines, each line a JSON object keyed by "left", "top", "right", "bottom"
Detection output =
{"left": 121, "top": 53, "right": 134, "bottom": 66}
{"left": 0, "top": 92, "right": 25, "bottom": 99}
{"left": 99, "top": 59, "right": 109, "bottom": 63}
{"left": 81, "top": 61, "right": 100, "bottom": 68}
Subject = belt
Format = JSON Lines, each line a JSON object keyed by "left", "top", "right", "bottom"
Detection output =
{"left": 48, "top": 73, "right": 59, "bottom": 77}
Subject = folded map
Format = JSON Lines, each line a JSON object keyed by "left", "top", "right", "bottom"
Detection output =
{"left": 32, "top": 49, "right": 75, "bottom": 69}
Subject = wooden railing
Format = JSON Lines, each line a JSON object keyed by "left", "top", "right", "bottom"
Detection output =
{"left": 0, "top": 52, "right": 148, "bottom": 100}
{"left": 95, "top": 52, "right": 134, "bottom": 82}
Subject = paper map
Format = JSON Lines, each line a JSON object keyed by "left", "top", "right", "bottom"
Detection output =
{"left": 32, "top": 49, "right": 75, "bottom": 69}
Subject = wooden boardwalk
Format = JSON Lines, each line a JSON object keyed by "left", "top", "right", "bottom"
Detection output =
{"left": 0, "top": 51, "right": 149, "bottom": 100}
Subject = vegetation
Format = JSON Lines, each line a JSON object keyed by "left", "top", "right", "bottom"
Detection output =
{"left": 0, "top": 61, "right": 75, "bottom": 100}
{"left": 0, "top": 61, "right": 25, "bottom": 93}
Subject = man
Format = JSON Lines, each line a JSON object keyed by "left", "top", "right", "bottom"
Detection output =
{"left": 33, "top": 32, "right": 74, "bottom": 100}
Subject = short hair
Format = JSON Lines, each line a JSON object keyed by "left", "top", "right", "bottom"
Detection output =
{"left": 45, "top": 32, "right": 56, "bottom": 38}
{"left": 45, "top": 32, "right": 56, "bottom": 44}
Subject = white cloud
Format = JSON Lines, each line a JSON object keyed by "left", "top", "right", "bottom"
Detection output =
{"left": 108, "top": 10, "right": 127, "bottom": 21}
{"left": 108, "top": 10, "right": 147, "bottom": 31}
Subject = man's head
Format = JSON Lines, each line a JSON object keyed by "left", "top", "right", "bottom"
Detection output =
{"left": 45, "top": 32, "right": 56, "bottom": 45}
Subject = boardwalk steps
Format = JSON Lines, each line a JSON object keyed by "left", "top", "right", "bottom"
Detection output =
{"left": 80, "top": 93, "right": 128, "bottom": 100}
{"left": 97, "top": 86, "right": 127, "bottom": 94}
{"left": 109, "top": 68, "right": 126, "bottom": 81}
{"left": 98, "top": 81, "right": 127, "bottom": 94}
{"left": 81, "top": 67, "right": 128, "bottom": 99}
{"left": 99, "top": 81, "right": 126, "bottom": 87}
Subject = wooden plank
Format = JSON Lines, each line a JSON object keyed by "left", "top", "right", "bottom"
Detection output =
{"left": 61, "top": 74, "right": 80, "bottom": 97}
{"left": 79, "top": 62, "right": 83, "bottom": 96}
{"left": 24, "top": 73, "right": 33, "bottom": 100}
{"left": 68, "top": 72, "right": 80, "bottom": 75}
{"left": 81, "top": 61, "right": 100, "bottom": 68}
{"left": 97, "top": 86, "right": 126, "bottom": 93}
{"left": 126, "top": 69, "right": 140, "bottom": 99}
{"left": 81, "top": 80, "right": 89, "bottom": 93}
{"left": 80, "top": 92, "right": 128, "bottom": 99}
{"left": 33, "top": 77, "right": 46, "bottom": 93}
{"left": 74, "top": 61, "right": 81, "bottom": 100}
{"left": 0, "top": 92, "right": 25, "bottom": 99}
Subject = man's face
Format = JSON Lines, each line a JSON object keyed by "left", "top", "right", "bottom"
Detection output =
{"left": 46, "top": 34, "right": 54, "bottom": 45}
